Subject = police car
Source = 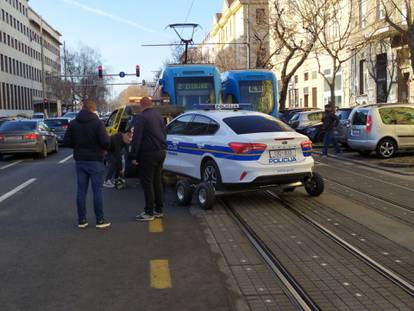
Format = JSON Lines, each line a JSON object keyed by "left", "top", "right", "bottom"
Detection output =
{"left": 164, "top": 106, "right": 324, "bottom": 209}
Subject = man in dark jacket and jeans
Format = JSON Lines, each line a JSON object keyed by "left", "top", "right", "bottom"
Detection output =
{"left": 322, "top": 103, "right": 341, "bottom": 156}
{"left": 129, "top": 97, "right": 166, "bottom": 221}
{"left": 63, "top": 100, "right": 111, "bottom": 229}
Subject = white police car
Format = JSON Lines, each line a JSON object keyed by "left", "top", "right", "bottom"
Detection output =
{"left": 164, "top": 108, "right": 324, "bottom": 209}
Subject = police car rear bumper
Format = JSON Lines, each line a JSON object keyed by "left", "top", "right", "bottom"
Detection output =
{"left": 222, "top": 172, "right": 312, "bottom": 191}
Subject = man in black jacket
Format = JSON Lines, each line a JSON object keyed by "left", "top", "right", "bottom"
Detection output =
{"left": 63, "top": 100, "right": 111, "bottom": 229}
{"left": 322, "top": 103, "right": 341, "bottom": 156}
{"left": 129, "top": 97, "right": 166, "bottom": 221}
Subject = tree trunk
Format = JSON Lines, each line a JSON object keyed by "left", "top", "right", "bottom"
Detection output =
{"left": 330, "top": 82, "right": 336, "bottom": 107}
{"left": 279, "top": 77, "right": 290, "bottom": 111}
{"left": 407, "top": 25, "right": 414, "bottom": 75}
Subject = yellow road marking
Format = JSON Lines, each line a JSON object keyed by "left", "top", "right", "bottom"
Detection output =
{"left": 150, "top": 260, "right": 172, "bottom": 289}
{"left": 149, "top": 218, "right": 163, "bottom": 233}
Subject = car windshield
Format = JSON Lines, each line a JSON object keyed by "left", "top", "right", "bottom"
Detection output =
{"left": 238, "top": 80, "right": 274, "bottom": 114}
{"left": 224, "top": 115, "right": 293, "bottom": 135}
{"left": 352, "top": 109, "right": 369, "bottom": 125}
{"left": 175, "top": 76, "right": 215, "bottom": 110}
{"left": 44, "top": 119, "right": 69, "bottom": 127}
{"left": 0, "top": 121, "right": 37, "bottom": 131}
{"left": 289, "top": 113, "right": 300, "bottom": 122}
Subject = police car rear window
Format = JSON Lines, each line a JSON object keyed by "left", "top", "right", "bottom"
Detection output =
{"left": 223, "top": 116, "right": 292, "bottom": 135}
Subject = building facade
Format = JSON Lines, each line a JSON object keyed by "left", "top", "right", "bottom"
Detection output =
{"left": 200, "top": 0, "right": 270, "bottom": 71}
{"left": 0, "top": 0, "right": 61, "bottom": 116}
{"left": 269, "top": 0, "right": 413, "bottom": 109}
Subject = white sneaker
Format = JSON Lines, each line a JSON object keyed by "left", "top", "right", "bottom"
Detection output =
{"left": 103, "top": 180, "right": 115, "bottom": 188}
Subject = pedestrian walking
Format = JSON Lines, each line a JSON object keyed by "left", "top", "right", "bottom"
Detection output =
{"left": 128, "top": 97, "right": 167, "bottom": 221}
{"left": 322, "top": 103, "right": 341, "bottom": 156}
{"left": 103, "top": 130, "right": 133, "bottom": 189}
{"left": 63, "top": 100, "right": 111, "bottom": 229}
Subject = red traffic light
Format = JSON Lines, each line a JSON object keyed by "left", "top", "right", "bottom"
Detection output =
{"left": 136, "top": 65, "right": 140, "bottom": 77}
{"left": 98, "top": 65, "right": 103, "bottom": 79}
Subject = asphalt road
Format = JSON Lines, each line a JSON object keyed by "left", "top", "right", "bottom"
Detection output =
{"left": 0, "top": 149, "right": 235, "bottom": 311}
{"left": 1, "top": 149, "right": 413, "bottom": 311}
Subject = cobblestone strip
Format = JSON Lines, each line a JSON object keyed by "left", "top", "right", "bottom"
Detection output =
{"left": 281, "top": 193, "right": 414, "bottom": 290}
{"left": 193, "top": 203, "right": 299, "bottom": 311}
{"left": 323, "top": 181, "right": 414, "bottom": 227}
{"left": 229, "top": 193, "right": 414, "bottom": 310}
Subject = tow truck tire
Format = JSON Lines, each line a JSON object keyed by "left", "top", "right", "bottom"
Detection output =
{"left": 304, "top": 172, "right": 324, "bottom": 197}
{"left": 175, "top": 180, "right": 193, "bottom": 206}
{"left": 201, "top": 160, "right": 223, "bottom": 190}
{"left": 196, "top": 182, "right": 215, "bottom": 210}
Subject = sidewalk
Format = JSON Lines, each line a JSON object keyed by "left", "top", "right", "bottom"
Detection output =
{"left": 313, "top": 148, "right": 414, "bottom": 176}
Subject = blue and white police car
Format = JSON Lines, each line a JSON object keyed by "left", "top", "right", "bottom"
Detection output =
{"left": 164, "top": 106, "right": 324, "bottom": 209}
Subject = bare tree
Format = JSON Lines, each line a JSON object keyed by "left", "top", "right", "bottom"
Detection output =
{"left": 116, "top": 85, "right": 148, "bottom": 106}
{"left": 382, "top": 0, "right": 414, "bottom": 73}
{"left": 366, "top": 39, "right": 399, "bottom": 102}
{"left": 269, "top": 0, "right": 320, "bottom": 110}
{"left": 63, "top": 45, "right": 112, "bottom": 110}
{"left": 310, "top": 0, "right": 365, "bottom": 106}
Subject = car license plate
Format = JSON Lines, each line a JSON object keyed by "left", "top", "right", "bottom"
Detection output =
{"left": 4, "top": 136, "right": 22, "bottom": 141}
{"left": 351, "top": 129, "right": 361, "bottom": 136}
{"left": 269, "top": 149, "right": 297, "bottom": 163}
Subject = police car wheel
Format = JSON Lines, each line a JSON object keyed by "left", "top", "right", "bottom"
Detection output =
{"left": 304, "top": 172, "right": 324, "bottom": 197}
{"left": 196, "top": 182, "right": 215, "bottom": 210}
{"left": 201, "top": 160, "right": 222, "bottom": 190}
{"left": 175, "top": 180, "right": 193, "bottom": 206}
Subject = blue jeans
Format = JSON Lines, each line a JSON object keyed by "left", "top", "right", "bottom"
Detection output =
{"left": 76, "top": 161, "right": 105, "bottom": 222}
{"left": 323, "top": 130, "right": 341, "bottom": 155}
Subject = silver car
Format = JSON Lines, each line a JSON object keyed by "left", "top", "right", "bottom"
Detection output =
{"left": 0, "top": 120, "right": 58, "bottom": 159}
{"left": 288, "top": 110, "right": 323, "bottom": 132}
{"left": 347, "top": 104, "right": 414, "bottom": 158}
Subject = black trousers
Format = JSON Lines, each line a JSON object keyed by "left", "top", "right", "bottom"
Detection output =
{"left": 139, "top": 150, "right": 166, "bottom": 215}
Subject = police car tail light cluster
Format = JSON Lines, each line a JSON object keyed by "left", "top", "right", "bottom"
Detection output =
{"left": 301, "top": 140, "right": 313, "bottom": 157}
{"left": 228, "top": 142, "right": 267, "bottom": 154}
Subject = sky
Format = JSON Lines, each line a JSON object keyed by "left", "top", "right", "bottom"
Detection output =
{"left": 29, "top": 0, "right": 223, "bottom": 98}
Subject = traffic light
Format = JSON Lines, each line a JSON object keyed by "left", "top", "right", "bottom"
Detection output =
{"left": 136, "top": 65, "right": 140, "bottom": 77}
{"left": 98, "top": 65, "right": 103, "bottom": 79}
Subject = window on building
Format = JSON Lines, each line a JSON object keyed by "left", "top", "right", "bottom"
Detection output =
{"left": 359, "top": 0, "right": 367, "bottom": 28}
{"left": 294, "top": 75, "right": 298, "bottom": 84}
{"left": 256, "top": 8, "right": 266, "bottom": 25}
{"left": 311, "top": 71, "right": 317, "bottom": 80}
{"left": 304, "top": 72, "right": 309, "bottom": 81}
{"left": 376, "top": 53, "right": 388, "bottom": 103}
{"left": 359, "top": 59, "right": 366, "bottom": 94}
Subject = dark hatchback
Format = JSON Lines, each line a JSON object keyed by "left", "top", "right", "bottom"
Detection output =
{"left": 44, "top": 118, "right": 70, "bottom": 144}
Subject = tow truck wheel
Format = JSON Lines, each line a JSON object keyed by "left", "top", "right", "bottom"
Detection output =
{"left": 201, "top": 160, "right": 222, "bottom": 190}
{"left": 196, "top": 182, "right": 215, "bottom": 210}
{"left": 175, "top": 180, "right": 193, "bottom": 206}
{"left": 304, "top": 172, "right": 324, "bottom": 197}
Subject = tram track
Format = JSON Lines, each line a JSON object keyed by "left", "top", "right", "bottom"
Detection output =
{"left": 220, "top": 190, "right": 414, "bottom": 310}
{"left": 266, "top": 190, "right": 414, "bottom": 298}
{"left": 220, "top": 197, "right": 320, "bottom": 311}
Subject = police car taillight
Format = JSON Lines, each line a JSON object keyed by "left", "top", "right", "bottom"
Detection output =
{"left": 228, "top": 142, "right": 267, "bottom": 154}
{"left": 301, "top": 140, "right": 313, "bottom": 157}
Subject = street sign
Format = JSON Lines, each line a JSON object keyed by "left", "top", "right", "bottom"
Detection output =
{"left": 119, "top": 71, "right": 126, "bottom": 78}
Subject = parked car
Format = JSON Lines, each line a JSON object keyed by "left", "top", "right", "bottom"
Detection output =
{"left": 0, "top": 120, "right": 58, "bottom": 159}
{"left": 335, "top": 108, "right": 353, "bottom": 146}
{"left": 288, "top": 110, "right": 324, "bottom": 133}
{"left": 44, "top": 118, "right": 70, "bottom": 145}
{"left": 303, "top": 122, "right": 325, "bottom": 143}
{"left": 347, "top": 104, "right": 414, "bottom": 158}
{"left": 279, "top": 108, "right": 320, "bottom": 124}
{"left": 63, "top": 111, "right": 78, "bottom": 120}
{"left": 32, "top": 112, "right": 45, "bottom": 120}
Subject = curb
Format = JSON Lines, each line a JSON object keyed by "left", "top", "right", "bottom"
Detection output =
{"left": 312, "top": 151, "right": 414, "bottom": 176}
{"left": 379, "top": 162, "right": 414, "bottom": 168}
